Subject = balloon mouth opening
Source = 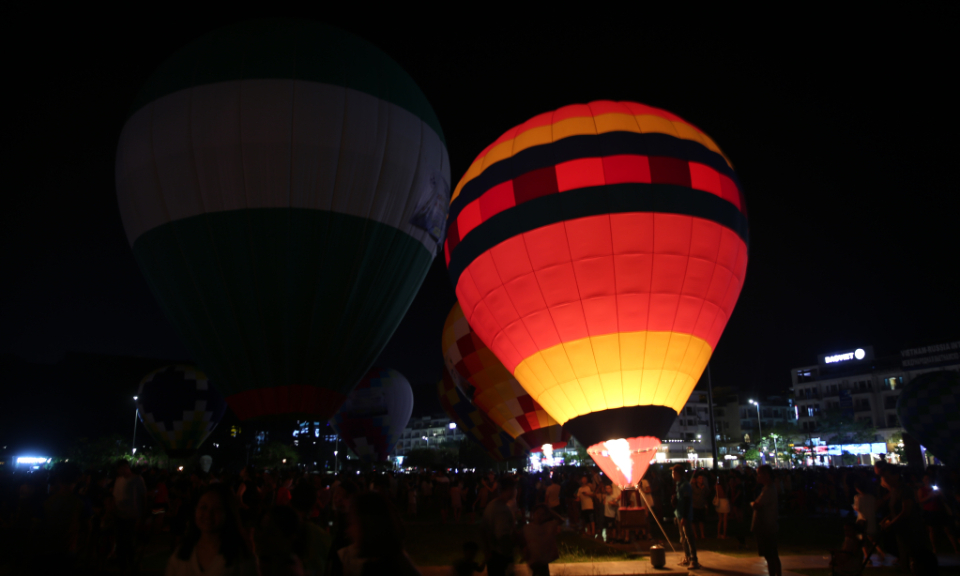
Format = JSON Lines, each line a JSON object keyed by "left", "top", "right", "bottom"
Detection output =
{"left": 586, "top": 436, "right": 661, "bottom": 488}
{"left": 530, "top": 441, "right": 567, "bottom": 453}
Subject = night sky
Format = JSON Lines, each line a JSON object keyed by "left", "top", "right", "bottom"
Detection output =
{"left": 2, "top": 9, "right": 957, "bottom": 448}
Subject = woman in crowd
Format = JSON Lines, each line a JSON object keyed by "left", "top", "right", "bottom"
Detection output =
{"left": 714, "top": 475, "right": 730, "bottom": 539}
{"left": 343, "top": 491, "right": 419, "bottom": 576}
{"left": 165, "top": 482, "right": 259, "bottom": 576}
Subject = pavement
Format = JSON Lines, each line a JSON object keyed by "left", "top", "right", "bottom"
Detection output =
{"left": 420, "top": 550, "right": 960, "bottom": 575}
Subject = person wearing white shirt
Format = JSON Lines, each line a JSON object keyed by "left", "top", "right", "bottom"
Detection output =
{"left": 576, "top": 477, "right": 595, "bottom": 537}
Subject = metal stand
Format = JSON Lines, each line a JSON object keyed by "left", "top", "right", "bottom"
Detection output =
{"left": 636, "top": 486, "right": 676, "bottom": 552}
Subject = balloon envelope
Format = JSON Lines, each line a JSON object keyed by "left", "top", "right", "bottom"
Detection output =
{"left": 443, "top": 302, "right": 568, "bottom": 450}
{"left": 116, "top": 18, "right": 450, "bottom": 421}
{"left": 586, "top": 436, "right": 660, "bottom": 489}
{"left": 897, "top": 371, "right": 960, "bottom": 466}
{"left": 444, "top": 101, "right": 748, "bottom": 448}
{"left": 136, "top": 365, "right": 227, "bottom": 458}
{"left": 330, "top": 368, "right": 414, "bottom": 462}
{"left": 438, "top": 370, "right": 527, "bottom": 461}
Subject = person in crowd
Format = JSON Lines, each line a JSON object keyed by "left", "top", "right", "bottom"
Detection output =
{"left": 435, "top": 470, "right": 451, "bottom": 523}
{"left": 602, "top": 484, "right": 619, "bottom": 542}
{"left": 576, "top": 476, "right": 595, "bottom": 537}
{"left": 420, "top": 473, "right": 434, "bottom": 511}
{"left": 881, "top": 467, "right": 938, "bottom": 575}
{"left": 545, "top": 477, "right": 561, "bottom": 519}
{"left": 41, "top": 462, "right": 84, "bottom": 572}
{"left": 450, "top": 478, "right": 463, "bottom": 523}
{"left": 291, "top": 482, "right": 332, "bottom": 576}
{"left": 450, "top": 541, "right": 485, "bottom": 576}
{"left": 165, "top": 482, "right": 259, "bottom": 576}
{"left": 852, "top": 478, "right": 884, "bottom": 562}
{"left": 672, "top": 465, "right": 701, "bottom": 570}
{"left": 829, "top": 520, "right": 864, "bottom": 575}
{"left": 114, "top": 460, "right": 148, "bottom": 575}
{"left": 523, "top": 504, "right": 560, "bottom": 576}
{"left": 276, "top": 477, "right": 293, "bottom": 508}
{"left": 482, "top": 476, "right": 518, "bottom": 576}
{"left": 337, "top": 490, "right": 420, "bottom": 576}
{"left": 406, "top": 475, "right": 417, "bottom": 517}
{"left": 691, "top": 473, "right": 710, "bottom": 539}
{"left": 714, "top": 475, "right": 730, "bottom": 539}
{"left": 728, "top": 471, "right": 748, "bottom": 549}
{"left": 752, "top": 465, "right": 781, "bottom": 576}
{"left": 918, "top": 473, "right": 958, "bottom": 554}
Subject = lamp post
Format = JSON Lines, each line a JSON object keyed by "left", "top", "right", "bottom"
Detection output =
{"left": 749, "top": 399, "right": 762, "bottom": 463}
{"left": 132, "top": 396, "right": 139, "bottom": 456}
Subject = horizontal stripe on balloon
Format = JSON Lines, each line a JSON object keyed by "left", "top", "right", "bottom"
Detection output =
{"left": 227, "top": 385, "right": 348, "bottom": 421}
{"left": 132, "top": 208, "right": 433, "bottom": 415}
{"left": 130, "top": 18, "right": 444, "bottom": 141}
{"left": 454, "top": 212, "right": 746, "bottom": 369}
{"left": 447, "top": 183, "right": 749, "bottom": 286}
{"left": 565, "top": 406, "right": 677, "bottom": 448}
{"left": 453, "top": 101, "right": 729, "bottom": 202}
{"left": 509, "top": 331, "right": 712, "bottom": 426}
{"left": 117, "top": 79, "right": 449, "bottom": 253}
{"left": 447, "top": 153, "right": 743, "bottom": 250}
{"left": 450, "top": 132, "right": 739, "bottom": 219}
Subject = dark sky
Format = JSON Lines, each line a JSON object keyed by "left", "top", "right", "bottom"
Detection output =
{"left": 3, "top": 8, "right": 958, "bottom": 436}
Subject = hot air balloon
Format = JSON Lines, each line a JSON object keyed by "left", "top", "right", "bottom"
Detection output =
{"left": 443, "top": 302, "right": 568, "bottom": 452}
{"left": 444, "top": 101, "right": 748, "bottom": 487}
{"left": 438, "top": 370, "right": 528, "bottom": 461}
{"left": 136, "top": 365, "right": 227, "bottom": 458}
{"left": 116, "top": 19, "right": 450, "bottom": 422}
{"left": 897, "top": 371, "right": 960, "bottom": 467}
{"left": 330, "top": 368, "right": 414, "bottom": 462}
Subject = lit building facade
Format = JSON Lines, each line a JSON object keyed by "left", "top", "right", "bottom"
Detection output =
{"left": 394, "top": 415, "right": 465, "bottom": 456}
{"left": 790, "top": 340, "right": 960, "bottom": 464}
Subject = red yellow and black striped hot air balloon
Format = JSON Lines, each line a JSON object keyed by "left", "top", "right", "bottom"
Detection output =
{"left": 443, "top": 302, "right": 568, "bottom": 452}
{"left": 438, "top": 371, "right": 527, "bottom": 461}
{"left": 444, "top": 101, "right": 748, "bottom": 488}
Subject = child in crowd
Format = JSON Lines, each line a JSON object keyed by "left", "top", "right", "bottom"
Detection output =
{"left": 829, "top": 521, "right": 864, "bottom": 576}
{"left": 451, "top": 541, "right": 485, "bottom": 576}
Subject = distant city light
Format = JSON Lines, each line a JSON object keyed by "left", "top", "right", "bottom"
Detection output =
{"left": 16, "top": 457, "right": 50, "bottom": 465}
{"left": 448, "top": 422, "right": 456, "bottom": 430}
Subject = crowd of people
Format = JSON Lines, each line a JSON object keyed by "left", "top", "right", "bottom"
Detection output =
{"left": 0, "top": 457, "right": 957, "bottom": 575}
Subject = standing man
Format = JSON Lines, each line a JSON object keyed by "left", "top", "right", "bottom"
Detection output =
{"left": 482, "top": 476, "right": 518, "bottom": 576}
{"left": 576, "top": 476, "right": 596, "bottom": 537}
{"left": 545, "top": 477, "right": 562, "bottom": 519}
{"left": 752, "top": 465, "right": 781, "bottom": 576}
{"left": 113, "top": 460, "right": 147, "bottom": 575}
{"left": 672, "top": 464, "right": 701, "bottom": 569}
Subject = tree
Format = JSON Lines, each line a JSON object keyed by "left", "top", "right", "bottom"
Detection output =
{"left": 817, "top": 408, "right": 877, "bottom": 445}
{"left": 744, "top": 448, "right": 760, "bottom": 464}
{"left": 252, "top": 441, "right": 299, "bottom": 469}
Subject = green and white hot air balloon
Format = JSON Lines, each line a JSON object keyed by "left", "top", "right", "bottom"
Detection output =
{"left": 116, "top": 19, "right": 449, "bottom": 421}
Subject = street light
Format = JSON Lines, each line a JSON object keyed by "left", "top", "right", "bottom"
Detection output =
{"left": 749, "top": 400, "right": 762, "bottom": 463}
{"left": 132, "top": 396, "right": 139, "bottom": 456}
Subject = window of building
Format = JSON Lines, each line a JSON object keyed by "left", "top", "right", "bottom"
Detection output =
{"left": 884, "top": 396, "right": 898, "bottom": 409}
{"left": 887, "top": 414, "right": 899, "bottom": 427}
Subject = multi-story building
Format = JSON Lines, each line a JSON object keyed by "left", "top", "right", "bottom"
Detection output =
{"left": 393, "top": 414, "right": 465, "bottom": 456}
{"left": 790, "top": 340, "right": 960, "bottom": 462}
{"left": 659, "top": 388, "right": 799, "bottom": 468}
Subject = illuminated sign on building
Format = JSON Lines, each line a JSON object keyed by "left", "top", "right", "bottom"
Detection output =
{"left": 818, "top": 347, "right": 873, "bottom": 367}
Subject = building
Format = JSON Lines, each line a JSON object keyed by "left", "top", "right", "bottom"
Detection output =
{"left": 394, "top": 414, "right": 465, "bottom": 456}
{"left": 789, "top": 340, "right": 960, "bottom": 465}
{"left": 656, "top": 388, "right": 798, "bottom": 468}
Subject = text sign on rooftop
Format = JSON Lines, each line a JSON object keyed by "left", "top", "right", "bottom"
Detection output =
{"left": 818, "top": 346, "right": 873, "bottom": 367}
